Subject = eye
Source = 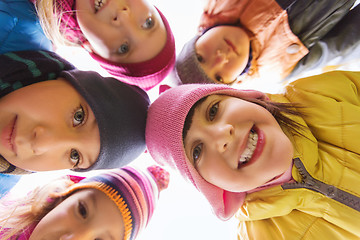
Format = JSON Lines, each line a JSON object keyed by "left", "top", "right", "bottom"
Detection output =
{"left": 196, "top": 54, "right": 204, "bottom": 63}
{"left": 117, "top": 42, "right": 129, "bottom": 54}
{"left": 215, "top": 75, "right": 223, "bottom": 83}
{"left": 208, "top": 101, "right": 219, "bottom": 121}
{"left": 73, "top": 106, "right": 85, "bottom": 127}
{"left": 78, "top": 201, "right": 88, "bottom": 219}
{"left": 70, "top": 149, "right": 81, "bottom": 168}
{"left": 192, "top": 143, "right": 203, "bottom": 164}
{"left": 142, "top": 17, "right": 155, "bottom": 29}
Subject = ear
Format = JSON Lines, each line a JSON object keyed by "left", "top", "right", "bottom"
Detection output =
{"left": 82, "top": 40, "right": 93, "bottom": 53}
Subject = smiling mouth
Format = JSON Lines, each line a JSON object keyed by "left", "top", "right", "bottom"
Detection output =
{"left": 225, "top": 39, "right": 239, "bottom": 55}
{"left": 238, "top": 127, "right": 258, "bottom": 168}
{"left": 94, "top": 0, "right": 107, "bottom": 12}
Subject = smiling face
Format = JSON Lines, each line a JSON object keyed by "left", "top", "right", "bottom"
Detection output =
{"left": 0, "top": 78, "right": 100, "bottom": 171}
{"left": 29, "top": 188, "right": 124, "bottom": 240}
{"left": 195, "top": 25, "right": 250, "bottom": 84}
{"left": 76, "top": 0, "right": 167, "bottom": 63}
{"left": 183, "top": 95, "right": 293, "bottom": 192}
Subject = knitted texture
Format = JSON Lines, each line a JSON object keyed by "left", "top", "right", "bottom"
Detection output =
{"left": 63, "top": 166, "right": 169, "bottom": 240}
{"left": 146, "top": 84, "right": 266, "bottom": 220}
{"left": 175, "top": 31, "right": 252, "bottom": 85}
{"left": 55, "top": 0, "right": 86, "bottom": 44}
{"left": 0, "top": 50, "right": 74, "bottom": 174}
{"left": 62, "top": 70, "right": 150, "bottom": 171}
{"left": 29, "top": 0, "right": 84, "bottom": 43}
{"left": 89, "top": 8, "right": 176, "bottom": 91}
{"left": 34, "top": 0, "right": 175, "bottom": 90}
{"left": 0, "top": 50, "right": 150, "bottom": 173}
{"left": 175, "top": 34, "right": 214, "bottom": 84}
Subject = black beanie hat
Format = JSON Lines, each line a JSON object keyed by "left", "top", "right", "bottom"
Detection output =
{"left": 62, "top": 70, "right": 150, "bottom": 171}
{"left": 0, "top": 50, "right": 150, "bottom": 172}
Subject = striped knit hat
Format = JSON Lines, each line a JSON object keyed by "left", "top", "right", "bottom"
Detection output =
{"left": 63, "top": 165, "right": 170, "bottom": 240}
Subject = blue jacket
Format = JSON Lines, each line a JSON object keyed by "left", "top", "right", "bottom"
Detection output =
{"left": 0, "top": 0, "right": 52, "bottom": 54}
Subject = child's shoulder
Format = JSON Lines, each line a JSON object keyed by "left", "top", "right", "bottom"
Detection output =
{"left": 286, "top": 71, "right": 360, "bottom": 100}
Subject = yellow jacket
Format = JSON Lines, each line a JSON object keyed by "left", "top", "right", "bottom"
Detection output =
{"left": 236, "top": 71, "right": 360, "bottom": 239}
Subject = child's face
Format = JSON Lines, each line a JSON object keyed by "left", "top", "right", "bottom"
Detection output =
{"left": 0, "top": 79, "right": 100, "bottom": 171}
{"left": 29, "top": 188, "right": 124, "bottom": 240}
{"left": 76, "top": 0, "right": 167, "bottom": 63}
{"left": 195, "top": 26, "right": 250, "bottom": 84}
{"left": 183, "top": 95, "right": 293, "bottom": 192}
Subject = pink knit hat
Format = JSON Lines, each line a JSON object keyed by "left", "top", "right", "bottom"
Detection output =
{"left": 146, "top": 84, "right": 266, "bottom": 220}
{"left": 89, "top": 8, "right": 176, "bottom": 91}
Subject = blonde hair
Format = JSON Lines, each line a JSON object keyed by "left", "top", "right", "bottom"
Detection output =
{"left": 34, "top": 0, "right": 82, "bottom": 47}
{"left": 0, "top": 177, "right": 74, "bottom": 239}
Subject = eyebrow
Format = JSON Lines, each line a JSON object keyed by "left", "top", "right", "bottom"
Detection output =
{"left": 183, "top": 136, "right": 194, "bottom": 165}
{"left": 183, "top": 97, "right": 208, "bottom": 140}
{"left": 82, "top": 104, "right": 99, "bottom": 169}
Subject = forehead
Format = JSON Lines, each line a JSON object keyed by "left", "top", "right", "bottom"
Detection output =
{"left": 73, "top": 188, "right": 125, "bottom": 238}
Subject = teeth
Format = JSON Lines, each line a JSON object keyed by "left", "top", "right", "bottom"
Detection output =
{"left": 94, "top": 0, "right": 107, "bottom": 11}
{"left": 239, "top": 130, "right": 258, "bottom": 164}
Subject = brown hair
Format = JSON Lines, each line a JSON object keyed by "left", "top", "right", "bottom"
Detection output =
{"left": 0, "top": 178, "right": 74, "bottom": 239}
{"left": 183, "top": 95, "right": 306, "bottom": 141}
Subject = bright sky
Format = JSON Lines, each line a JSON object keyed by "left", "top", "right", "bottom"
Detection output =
{"left": 11, "top": 0, "right": 360, "bottom": 239}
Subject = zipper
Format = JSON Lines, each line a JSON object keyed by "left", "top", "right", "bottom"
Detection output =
{"left": 282, "top": 158, "right": 360, "bottom": 212}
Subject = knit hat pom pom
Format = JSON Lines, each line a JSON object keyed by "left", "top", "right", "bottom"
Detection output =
{"left": 147, "top": 165, "right": 169, "bottom": 191}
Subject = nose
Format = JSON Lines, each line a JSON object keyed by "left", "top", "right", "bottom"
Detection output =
{"left": 112, "top": 5, "right": 130, "bottom": 26}
{"left": 31, "top": 125, "right": 76, "bottom": 155}
{"left": 213, "top": 123, "right": 234, "bottom": 153}
{"left": 212, "top": 50, "right": 229, "bottom": 68}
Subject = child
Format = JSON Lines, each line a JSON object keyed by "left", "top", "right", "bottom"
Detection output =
{"left": 32, "top": 0, "right": 176, "bottom": 91}
{"left": 1, "top": 0, "right": 55, "bottom": 197}
{"left": 0, "top": 165, "right": 170, "bottom": 239}
{"left": 0, "top": 50, "right": 150, "bottom": 175}
{"left": 0, "top": 0, "right": 52, "bottom": 54}
{"left": 146, "top": 71, "right": 360, "bottom": 239}
{"left": 175, "top": 0, "right": 360, "bottom": 85}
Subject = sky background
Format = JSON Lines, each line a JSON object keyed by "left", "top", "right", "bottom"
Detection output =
{"left": 10, "top": 0, "right": 360, "bottom": 239}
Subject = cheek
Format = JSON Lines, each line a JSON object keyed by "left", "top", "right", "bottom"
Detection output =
{"left": 196, "top": 37, "right": 216, "bottom": 56}
{"left": 31, "top": 210, "right": 60, "bottom": 237}
{"left": 221, "top": 65, "right": 242, "bottom": 81}
{"left": 261, "top": 128, "right": 292, "bottom": 174}
{"left": 227, "top": 57, "right": 247, "bottom": 74}
{"left": 198, "top": 156, "right": 231, "bottom": 188}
